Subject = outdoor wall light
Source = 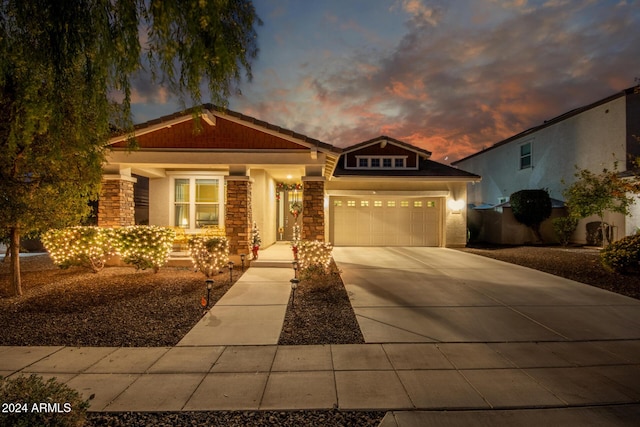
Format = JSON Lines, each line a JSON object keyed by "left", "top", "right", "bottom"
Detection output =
{"left": 240, "top": 254, "right": 246, "bottom": 271}
{"left": 205, "top": 279, "right": 214, "bottom": 309}
{"left": 228, "top": 261, "right": 234, "bottom": 282}
{"left": 447, "top": 199, "right": 465, "bottom": 213}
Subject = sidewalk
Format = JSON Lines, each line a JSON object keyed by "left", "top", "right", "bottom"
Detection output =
{"left": 1, "top": 341, "right": 639, "bottom": 414}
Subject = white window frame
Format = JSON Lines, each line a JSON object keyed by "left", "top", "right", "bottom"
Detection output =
{"left": 170, "top": 173, "right": 225, "bottom": 232}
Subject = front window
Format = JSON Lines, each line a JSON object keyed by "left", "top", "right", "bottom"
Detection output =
{"left": 173, "top": 176, "right": 223, "bottom": 230}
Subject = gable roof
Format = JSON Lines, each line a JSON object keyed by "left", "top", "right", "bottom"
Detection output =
{"left": 452, "top": 86, "right": 637, "bottom": 165}
{"left": 342, "top": 135, "right": 432, "bottom": 158}
{"left": 109, "top": 104, "right": 340, "bottom": 155}
{"left": 334, "top": 136, "right": 480, "bottom": 180}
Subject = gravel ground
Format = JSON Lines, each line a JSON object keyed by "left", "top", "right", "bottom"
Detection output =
{"left": 279, "top": 262, "right": 365, "bottom": 345}
{"left": 0, "top": 255, "right": 237, "bottom": 346}
{"left": 87, "top": 410, "right": 385, "bottom": 426}
{"left": 459, "top": 244, "right": 640, "bottom": 300}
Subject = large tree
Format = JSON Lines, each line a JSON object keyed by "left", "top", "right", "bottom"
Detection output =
{"left": 0, "top": 0, "right": 261, "bottom": 296}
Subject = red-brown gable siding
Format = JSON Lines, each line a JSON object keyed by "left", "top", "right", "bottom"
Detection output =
{"left": 111, "top": 116, "right": 307, "bottom": 150}
{"left": 345, "top": 144, "right": 418, "bottom": 167}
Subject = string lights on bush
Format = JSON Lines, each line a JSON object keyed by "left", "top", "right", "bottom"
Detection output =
{"left": 188, "top": 236, "right": 230, "bottom": 278}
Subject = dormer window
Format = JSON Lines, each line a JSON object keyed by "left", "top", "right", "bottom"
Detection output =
{"left": 354, "top": 156, "right": 408, "bottom": 169}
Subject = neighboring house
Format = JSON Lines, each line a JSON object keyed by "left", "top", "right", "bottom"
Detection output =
{"left": 100, "top": 106, "right": 480, "bottom": 259}
{"left": 453, "top": 86, "right": 640, "bottom": 244}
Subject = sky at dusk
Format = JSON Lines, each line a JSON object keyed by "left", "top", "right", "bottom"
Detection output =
{"left": 130, "top": 0, "right": 640, "bottom": 163}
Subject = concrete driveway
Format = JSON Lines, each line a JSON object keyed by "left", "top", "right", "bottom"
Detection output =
{"left": 332, "top": 247, "right": 640, "bottom": 343}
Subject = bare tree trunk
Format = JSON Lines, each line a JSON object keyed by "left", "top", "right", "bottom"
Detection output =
{"left": 10, "top": 227, "right": 22, "bottom": 296}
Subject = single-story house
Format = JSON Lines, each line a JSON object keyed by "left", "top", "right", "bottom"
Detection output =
{"left": 101, "top": 106, "right": 480, "bottom": 258}
{"left": 453, "top": 86, "right": 640, "bottom": 244}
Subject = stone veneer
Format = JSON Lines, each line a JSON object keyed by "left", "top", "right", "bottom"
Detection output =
{"left": 98, "top": 177, "right": 136, "bottom": 227}
{"left": 225, "top": 177, "right": 252, "bottom": 255}
{"left": 302, "top": 178, "right": 325, "bottom": 241}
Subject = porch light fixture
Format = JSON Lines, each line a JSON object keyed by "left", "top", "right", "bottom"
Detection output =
{"left": 228, "top": 261, "right": 234, "bottom": 282}
{"left": 240, "top": 254, "right": 246, "bottom": 271}
{"left": 448, "top": 199, "right": 465, "bottom": 213}
{"left": 205, "top": 279, "right": 214, "bottom": 309}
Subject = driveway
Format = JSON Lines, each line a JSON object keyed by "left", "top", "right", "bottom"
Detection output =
{"left": 332, "top": 247, "right": 640, "bottom": 343}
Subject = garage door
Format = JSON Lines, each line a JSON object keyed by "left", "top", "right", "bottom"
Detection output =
{"left": 331, "top": 196, "right": 442, "bottom": 246}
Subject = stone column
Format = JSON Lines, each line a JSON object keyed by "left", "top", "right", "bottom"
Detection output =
{"left": 302, "top": 177, "right": 325, "bottom": 241}
{"left": 98, "top": 175, "right": 137, "bottom": 227}
{"left": 225, "top": 176, "right": 252, "bottom": 256}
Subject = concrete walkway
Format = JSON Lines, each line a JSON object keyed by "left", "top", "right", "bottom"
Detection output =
{"left": 178, "top": 242, "right": 296, "bottom": 346}
{"left": 1, "top": 246, "right": 640, "bottom": 425}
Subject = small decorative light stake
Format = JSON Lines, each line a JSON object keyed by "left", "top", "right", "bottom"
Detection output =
{"left": 290, "top": 278, "right": 300, "bottom": 307}
{"left": 228, "top": 261, "right": 234, "bottom": 282}
{"left": 240, "top": 254, "right": 246, "bottom": 271}
{"left": 205, "top": 279, "right": 214, "bottom": 309}
{"left": 292, "top": 260, "right": 299, "bottom": 279}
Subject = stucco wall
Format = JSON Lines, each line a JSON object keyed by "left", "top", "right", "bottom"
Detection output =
{"left": 249, "top": 169, "right": 277, "bottom": 247}
{"left": 149, "top": 177, "right": 170, "bottom": 226}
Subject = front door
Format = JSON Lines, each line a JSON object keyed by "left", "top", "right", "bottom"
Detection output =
{"left": 277, "top": 187, "right": 303, "bottom": 241}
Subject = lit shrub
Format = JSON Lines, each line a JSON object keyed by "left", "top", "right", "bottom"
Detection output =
{"left": 188, "top": 236, "right": 229, "bottom": 278}
{"left": 0, "top": 374, "right": 90, "bottom": 427}
{"left": 112, "top": 226, "right": 175, "bottom": 272}
{"left": 600, "top": 233, "right": 640, "bottom": 273}
{"left": 297, "top": 240, "right": 333, "bottom": 272}
{"left": 41, "top": 226, "right": 114, "bottom": 272}
{"left": 552, "top": 216, "right": 579, "bottom": 246}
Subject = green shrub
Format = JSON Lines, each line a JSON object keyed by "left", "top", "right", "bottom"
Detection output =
{"left": 510, "top": 189, "right": 552, "bottom": 242}
{"left": 41, "top": 226, "right": 114, "bottom": 272}
{"left": 297, "top": 240, "right": 333, "bottom": 272}
{"left": 0, "top": 374, "right": 89, "bottom": 427}
{"left": 552, "top": 216, "right": 579, "bottom": 246}
{"left": 188, "top": 235, "right": 229, "bottom": 278}
{"left": 600, "top": 233, "right": 640, "bottom": 273}
{"left": 112, "top": 226, "right": 175, "bottom": 272}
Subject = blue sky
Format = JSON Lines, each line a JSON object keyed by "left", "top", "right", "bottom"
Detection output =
{"left": 130, "top": 0, "right": 640, "bottom": 162}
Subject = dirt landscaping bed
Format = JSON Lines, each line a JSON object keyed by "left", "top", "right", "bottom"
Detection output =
{"left": 0, "top": 255, "right": 237, "bottom": 346}
{"left": 459, "top": 244, "right": 640, "bottom": 300}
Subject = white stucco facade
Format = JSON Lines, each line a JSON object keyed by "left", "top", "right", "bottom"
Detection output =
{"left": 454, "top": 87, "right": 640, "bottom": 244}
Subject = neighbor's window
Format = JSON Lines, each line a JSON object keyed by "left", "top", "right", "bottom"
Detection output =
{"left": 370, "top": 158, "right": 381, "bottom": 167}
{"left": 173, "top": 177, "right": 223, "bottom": 230}
{"left": 520, "top": 142, "right": 532, "bottom": 169}
{"left": 358, "top": 158, "right": 368, "bottom": 167}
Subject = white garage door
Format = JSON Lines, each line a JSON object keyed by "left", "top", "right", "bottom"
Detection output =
{"left": 331, "top": 196, "right": 442, "bottom": 246}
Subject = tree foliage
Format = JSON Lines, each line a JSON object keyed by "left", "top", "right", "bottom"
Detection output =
{"left": 509, "top": 189, "right": 552, "bottom": 243}
{"left": 0, "top": 0, "right": 261, "bottom": 296}
{"left": 563, "top": 164, "right": 640, "bottom": 246}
